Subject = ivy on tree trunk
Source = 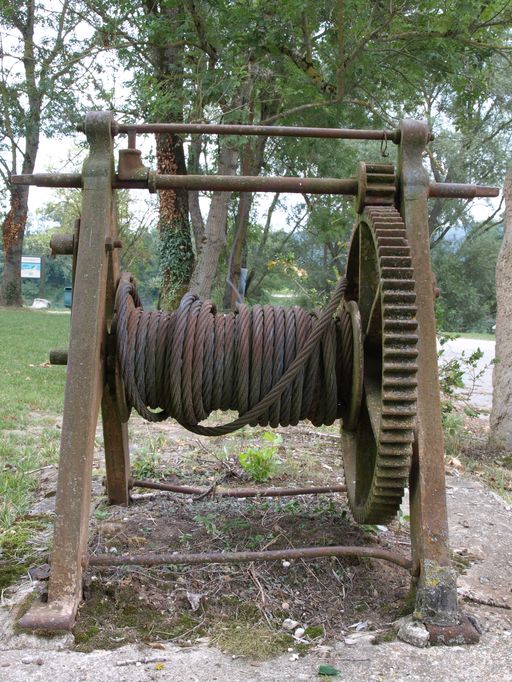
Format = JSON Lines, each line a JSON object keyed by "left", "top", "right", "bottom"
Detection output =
{"left": 156, "top": 132, "right": 194, "bottom": 309}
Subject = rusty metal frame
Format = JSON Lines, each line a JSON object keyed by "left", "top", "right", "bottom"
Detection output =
{"left": 18, "top": 112, "right": 130, "bottom": 631}
{"left": 398, "top": 120, "right": 458, "bottom": 625}
{"left": 16, "top": 112, "right": 488, "bottom": 640}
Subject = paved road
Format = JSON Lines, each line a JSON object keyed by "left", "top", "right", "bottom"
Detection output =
{"left": 439, "top": 337, "right": 495, "bottom": 411}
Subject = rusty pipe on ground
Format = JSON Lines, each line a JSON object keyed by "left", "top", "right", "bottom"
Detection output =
{"left": 130, "top": 478, "right": 347, "bottom": 498}
{"left": 87, "top": 545, "right": 413, "bottom": 571}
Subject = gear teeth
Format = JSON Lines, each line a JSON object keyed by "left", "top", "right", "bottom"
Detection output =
{"left": 344, "top": 203, "right": 418, "bottom": 524}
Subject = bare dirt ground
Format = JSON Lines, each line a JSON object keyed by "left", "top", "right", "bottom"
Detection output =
{"left": 0, "top": 418, "right": 511, "bottom": 680}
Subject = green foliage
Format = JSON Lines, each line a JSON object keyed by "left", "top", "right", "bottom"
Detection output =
{"left": 437, "top": 333, "right": 488, "bottom": 456}
{"left": 193, "top": 513, "right": 220, "bottom": 537}
{"left": 433, "top": 228, "right": 501, "bottom": 333}
{"left": 318, "top": 664, "right": 341, "bottom": 677}
{"left": 438, "top": 334, "right": 486, "bottom": 411}
{"left": 238, "top": 431, "right": 282, "bottom": 482}
{"left": 131, "top": 433, "right": 166, "bottom": 480}
{"left": 159, "top": 226, "right": 195, "bottom": 309}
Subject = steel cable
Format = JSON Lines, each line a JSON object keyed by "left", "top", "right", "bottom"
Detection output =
{"left": 115, "top": 273, "right": 352, "bottom": 436}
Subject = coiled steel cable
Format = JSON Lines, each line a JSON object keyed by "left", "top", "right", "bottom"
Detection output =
{"left": 115, "top": 273, "right": 352, "bottom": 436}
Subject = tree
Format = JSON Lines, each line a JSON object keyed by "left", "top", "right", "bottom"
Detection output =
{"left": 432, "top": 228, "right": 501, "bottom": 333}
{"left": 59, "top": 1, "right": 512, "bottom": 307}
{"left": 0, "top": 0, "right": 105, "bottom": 306}
{"left": 491, "top": 169, "right": 512, "bottom": 446}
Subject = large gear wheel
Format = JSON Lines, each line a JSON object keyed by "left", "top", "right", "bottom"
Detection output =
{"left": 342, "top": 204, "right": 418, "bottom": 524}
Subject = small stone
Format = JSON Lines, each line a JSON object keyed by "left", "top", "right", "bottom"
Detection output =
{"left": 281, "top": 602, "right": 290, "bottom": 611}
{"left": 282, "top": 560, "right": 291, "bottom": 568}
{"left": 294, "top": 627, "right": 305, "bottom": 638}
{"left": 282, "top": 618, "right": 299, "bottom": 631}
{"left": 21, "top": 658, "right": 33, "bottom": 665}
{"left": 289, "top": 653, "right": 300, "bottom": 662}
{"left": 396, "top": 615, "right": 429, "bottom": 648}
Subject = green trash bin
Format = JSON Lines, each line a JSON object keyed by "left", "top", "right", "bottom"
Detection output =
{"left": 64, "top": 286, "right": 72, "bottom": 308}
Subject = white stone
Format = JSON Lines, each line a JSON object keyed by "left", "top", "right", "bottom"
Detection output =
{"left": 396, "top": 615, "right": 429, "bottom": 648}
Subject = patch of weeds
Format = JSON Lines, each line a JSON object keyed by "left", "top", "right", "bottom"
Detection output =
{"left": 238, "top": 431, "right": 282, "bottom": 482}
{"left": 305, "top": 624, "right": 324, "bottom": 639}
{"left": 461, "top": 454, "right": 512, "bottom": 503}
{"left": 371, "top": 627, "right": 397, "bottom": 645}
{"left": 312, "top": 497, "right": 339, "bottom": 518}
{"left": 221, "top": 518, "right": 251, "bottom": 533}
{"left": 94, "top": 501, "right": 110, "bottom": 521}
{"left": 131, "top": 450, "right": 161, "bottom": 480}
{"left": 193, "top": 512, "right": 220, "bottom": 537}
{"left": 0, "top": 518, "right": 51, "bottom": 591}
{"left": 75, "top": 581, "right": 199, "bottom": 652}
{"left": 245, "top": 532, "right": 276, "bottom": 550}
{"left": 443, "top": 412, "right": 465, "bottom": 458}
{"left": 211, "top": 621, "right": 293, "bottom": 659}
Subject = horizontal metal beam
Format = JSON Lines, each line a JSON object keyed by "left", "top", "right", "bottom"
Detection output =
{"left": 130, "top": 478, "right": 347, "bottom": 498}
{"left": 150, "top": 174, "right": 359, "bottom": 194}
{"left": 113, "top": 121, "right": 403, "bottom": 143}
{"left": 87, "top": 544, "right": 413, "bottom": 571}
{"left": 12, "top": 172, "right": 500, "bottom": 199}
{"left": 428, "top": 181, "right": 499, "bottom": 199}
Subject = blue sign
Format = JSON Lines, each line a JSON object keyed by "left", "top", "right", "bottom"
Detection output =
{"left": 21, "top": 256, "right": 41, "bottom": 279}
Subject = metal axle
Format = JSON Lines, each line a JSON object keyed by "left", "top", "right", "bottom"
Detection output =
{"left": 12, "top": 172, "right": 499, "bottom": 199}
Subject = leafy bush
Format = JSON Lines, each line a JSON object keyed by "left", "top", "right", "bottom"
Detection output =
{"left": 238, "top": 432, "right": 282, "bottom": 482}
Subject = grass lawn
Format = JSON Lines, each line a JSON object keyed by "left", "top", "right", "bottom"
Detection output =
{"left": 449, "top": 331, "right": 495, "bottom": 341}
{"left": 0, "top": 308, "right": 69, "bottom": 429}
{"left": 0, "top": 307, "right": 69, "bottom": 530}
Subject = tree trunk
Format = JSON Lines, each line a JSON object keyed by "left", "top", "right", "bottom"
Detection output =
{"left": 144, "top": 3, "right": 194, "bottom": 309}
{"left": 187, "top": 135, "right": 205, "bottom": 250}
{"left": 222, "top": 133, "right": 268, "bottom": 308}
{"left": 156, "top": 131, "right": 194, "bottom": 308}
{"left": 1, "top": 186, "right": 29, "bottom": 306}
{"left": 1, "top": 0, "right": 39, "bottom": 306}
{"left": 490, "top": 168, "right": 512, "bottom": 446}
{"left": 189, "top": 142, "right": 239, "bottom": 298}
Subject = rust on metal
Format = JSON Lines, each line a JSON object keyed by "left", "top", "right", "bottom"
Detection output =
{"left": 50, "top": 233, "right": 74, "bottom": 256}
{"left": 87, "top": 544, "right": 413, "bottom": 571}
{"left": 113, "top": 121, "right": 403, "bottom": 142}
{"left": 19, "top": 111, "right": 117, "bottom": 633}
{"left": 426, "top": 615, "right": 481, "bottom": 645}
{"left": 398, "top": 120, "right": 458, "bottom": 626}
{"left": 12, "top": 171, "right": 499, "bottom": 200}
{"left": 130, "top": 478, "right": 347, "bottom": 498}
{"left": 429, "top": 182, "right": 499, "bottom": 198}
{"left": 49, "top": 349, "right": 68, "bottom": 365}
